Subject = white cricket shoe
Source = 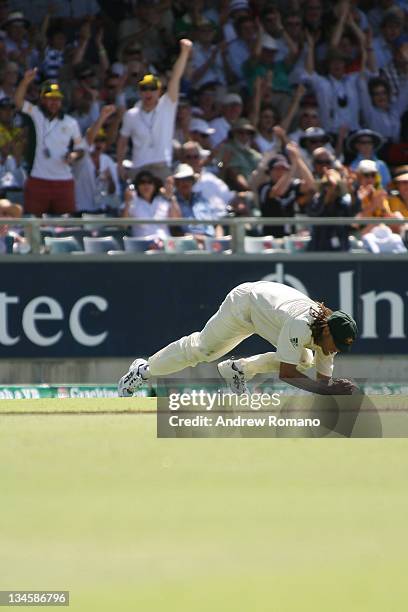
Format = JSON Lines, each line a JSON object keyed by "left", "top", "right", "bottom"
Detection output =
{"left": 217, "top": 359, "right": 249, "bottom": 395}
{"left": 118, "top": 358, "right": 149, "bottom": 397}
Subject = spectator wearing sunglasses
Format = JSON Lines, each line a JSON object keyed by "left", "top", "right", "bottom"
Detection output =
{"left": 352, "top": 159, "right": 397, "bottom": 236}
{"left": 347, "top": 129, "right": 391, "bottom": 188}
{"left": 311, "top": 148, "right": 336, "bottom": 180}
{"left": 117, "top": 39, "right": 193, "bottom": 183}
{"left": 121, "top": 170, "right": 180, "bottom": 240}
{"left": 358, "top": 74, "right": 408, "bottom": 142}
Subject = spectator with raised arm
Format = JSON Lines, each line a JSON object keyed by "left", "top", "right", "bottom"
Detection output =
{"left": 307, "top": 160, "right": 355, "bottom": 252}
{"left": 302, "top": 26, "right": 365, "bottom": 137}
{"left": 15, "top": 69, "right": 84, "bottom": 216}
{"left": 381, "top": 35, "right": 408, "bottom": 99}
{"left": 358, "top": 74, "right": 408, "bottom": 143}
{"left": 116, "top": 39, "right": 193, "bottom": 183}
{"left": 259, "top": 143, "right": 316, "bottom": 238}
{"left": 243, "top": 27, "right": 298, "bottom": 118}
{"left": 330, "top": 3, "right": 376, "bottom": 75}
{"left": 73, "top": 104, "right": 120, "bottom": 213}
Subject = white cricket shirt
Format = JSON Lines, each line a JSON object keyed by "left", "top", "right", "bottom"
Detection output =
{"left": 248, "top": 281, "right": 335, "bottom": 377}
{"left": 120, "top": 93, "right": 177, "bottom": 169}
{"left": 22, "top": 101, "right": 83, "bottom": 181}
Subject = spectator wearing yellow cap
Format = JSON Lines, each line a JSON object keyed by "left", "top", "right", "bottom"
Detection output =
{"left": 14, "top": 69, "right": 84, "bottom": 216}
{"left": 117, "top": 39, "right": 193, "bottom": 183}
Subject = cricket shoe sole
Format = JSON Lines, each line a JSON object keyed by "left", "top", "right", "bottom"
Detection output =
{"left": 118, "top": 358, "right": 149, "bottom": 397}
{"left": 217, "top": 359, "right": 249, "bottom": 395}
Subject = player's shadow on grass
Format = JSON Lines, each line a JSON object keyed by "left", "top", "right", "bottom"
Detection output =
{"left": 277, "top": 387, "right": 383, "bottom": 438}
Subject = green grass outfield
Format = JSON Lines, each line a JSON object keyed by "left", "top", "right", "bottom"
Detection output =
{"left": 0, "top": 399, "right": 407, "bottom": 611}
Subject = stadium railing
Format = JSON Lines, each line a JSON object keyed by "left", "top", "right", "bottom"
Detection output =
{"left": 0, "top": 216, "right": 407, "bottom": 256}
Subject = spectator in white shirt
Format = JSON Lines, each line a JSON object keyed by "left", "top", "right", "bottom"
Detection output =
{"left": 15, "top": 70, "right": 84, "bottom": 216}
{"left": 302, "top": 34, "right": 362, "bottom": 135}
{"left": 253, "top": 104, "right": 280, "bottom": 154}
{"left": 73, "top": 105, "right": 120, "bottom": 213}
{"left": 358, "top": 75, "right": 408, "bottom": 142}
{"left": 190, "top": 17, "right": 228, "bottom": 89}
{"left": 121, "top": 170, "right": 180, "bottom": 240}
{"left": 226, "top": 15, "right": 257, "bottom": 85}
{"left": 117, "top": 39, "right": 193, "bottom": 183}
{"left": 209, "top": 92, "right": 243, "bottom": 148}
{"left": 373, "top": 8, "right": 405, "bottom": 70}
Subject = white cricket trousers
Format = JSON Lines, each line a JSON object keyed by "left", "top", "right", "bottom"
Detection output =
{"left": 148, "top": 283, "right": 313, "bottom": 379}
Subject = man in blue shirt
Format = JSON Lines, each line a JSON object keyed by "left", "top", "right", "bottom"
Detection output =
{"left": 173, "top": 163, "right": 216, "bottom": 238}
{"left": 347, "top": 129, "right": 391, "bottom": 187}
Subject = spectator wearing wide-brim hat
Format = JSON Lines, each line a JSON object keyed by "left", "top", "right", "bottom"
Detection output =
{"left": 299, "top": 127, "right": 334, "bottom": 170}
{"left": 218, "top": 117, "right": 261, "bottom": 191}
{"left": 1, "top": 11, "right": 29, "bottom": 30}
{"left": 2, "top": 11, "right": 38, "bottom": 68}
{"left": 347, "top": 129, "right": 391, "bottom": 188}
{"left": 299, "top": 126, "right": 330, "bottom": 149}
{"left": 172, "top": 162, "right": 217, "bottom": 238}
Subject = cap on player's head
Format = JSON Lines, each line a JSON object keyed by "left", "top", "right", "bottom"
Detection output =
{"left": 327, "top": 311, "right": 357, "bottom": 352}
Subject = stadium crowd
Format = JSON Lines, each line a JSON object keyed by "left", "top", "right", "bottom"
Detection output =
{"left": 0, "top": 0, "right": 407, "bottom": 254}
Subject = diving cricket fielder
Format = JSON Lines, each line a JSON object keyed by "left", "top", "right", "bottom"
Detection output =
{"left": 118, "top": 281, "right": 358, "bottom": 397}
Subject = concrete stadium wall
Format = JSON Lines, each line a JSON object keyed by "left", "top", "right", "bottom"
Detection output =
{"left": 0, "top": 356, "right": 406, "bottom": 384}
